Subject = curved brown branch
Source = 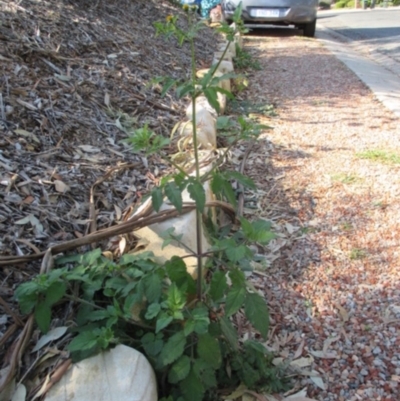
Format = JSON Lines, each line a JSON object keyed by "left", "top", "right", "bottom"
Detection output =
{"left": 0, "top": 201, "right": 235, "bottom": 267}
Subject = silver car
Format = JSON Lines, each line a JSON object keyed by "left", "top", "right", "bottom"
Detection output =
{"left": 221, "top": 0, "right": 318, "bottom": 37}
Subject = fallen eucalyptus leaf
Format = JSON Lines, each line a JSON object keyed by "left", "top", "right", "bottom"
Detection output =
{"left": 31, "top": 327, "right": 68, "bottom": 353}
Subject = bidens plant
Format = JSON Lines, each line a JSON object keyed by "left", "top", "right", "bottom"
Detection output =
{"left": 15, "top": 3, "right": 288, "bottom": 400}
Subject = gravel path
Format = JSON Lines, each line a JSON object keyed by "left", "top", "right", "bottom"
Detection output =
{"left": 242, "top": 31, "right": 400, "bottom": 401}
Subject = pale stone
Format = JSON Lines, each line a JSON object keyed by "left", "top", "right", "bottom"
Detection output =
{"left": 45, "top": 345, "right": 157, "bottom": 401}
{"left": 196, "top": 68, "right": 231, "bottom": 93}
{"left": 179, "top": 107, "right": 216, "bottom": 149}
{"left": 186, "top": 95, "right": 218, "bottom": 119}
{"left": 213, "top": 60, "right": 234, "bottom": 75}
{"left": 213, "top": 51, "right": 233, "bottom": 63}
{"left": 217, "top": 41, "right": 236, "bottom": 57}
{"left": 234, "top": 32, "right": 243, "bottom": 49}
{"left": 217, "top": 92, "right": 227, "bottom": 115}
{"left": 132, "top": 165, "right": 215, "bottom": 279}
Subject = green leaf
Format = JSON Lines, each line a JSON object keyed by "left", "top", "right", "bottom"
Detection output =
{"left": 229, "top": 268, "right": 246, "bottom": 287}
{"left": 223, "top": 171, "right": 256, "bottom": 190}
{"left": 143, "top": 273, "right": 162, "bottom": 303}
{"left": 197, "top": 333, "right": 221, "bottom": 369}
{"left": 151, "top": 187, "right": 164, "bottom": 212}
{"left": 216, "top": 116, "right": 234, "bottom": 130}
{"left": 187, "top": 181, "right": 205, "bottom": 213}
{"left": 219, "top": 316, "right": 238, "bottom": 351}
{"left": 145, "top": 303, "right": 161, "bottom": 320}
{"left": 225, "top": 244, "right": 248, "bottom": 262}
{"left": 176, "top": 83, "right": 194, "bottom": 99}
{"left": 251, "top": 219, "right": 276, "bottom": 244}
{"left": 82, "top": 248, "right": 102, "bottom": 266}
{"left": 191, "top": 306, "right": 210, "bottom": 334}
{"left": 160, "top": 331, "right": 186, "bottom": 366}
{"left": 161, "top": 77, "right": 177, "bottom": 97}
{"left": 87, "top": 309, "right": 111, "bottom": 322}
{"left": 209, "top": 270, "right": 227, "bottom": 301}
{"left": 35, "top": 301, "right": 52, "bottom": 333}
{"left": 168, "top": 355, "right": 191, "bottom": 384}
{"left": 211, "top": 173, "right": 236, "bottom": 207}
{"left": 68, "top": 331, "right": 99, "bottom": 352}
{"left": 225, "top": 286, "right": 246, "bottom": 317}
{"left": 141, "top": 332, "right": 164, "bottom": 357}
{"left": 167, "top": 283, "right": 185, "bottom": 313}
{"left": 203, "top": 87, "right": 220, "bottom": 113}
{"left": 166, "top": 257, "right": 196, "bottom": 294}
{"left": 193, "top": 358, "right": 217, "bottom": 388}
{"left": 180, "top": 366, "right": 205, "bottom": 401}
{"left": 214, "top": 85, "right": 235, "bottom": 99}
{"left": 156, "top": 313, "right": 173, "bottom": 333}
{"left": 165, "top": 182, "right": 183, "bottom": 213}
{"left": 244, "top": 292, "right": 270, "bottom": 339}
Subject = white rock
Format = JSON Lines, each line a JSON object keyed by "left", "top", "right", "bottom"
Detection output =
{"left": 213, "top": 51, "right": 233, "bottom": 63}
{"left": 181, "top": 107, "right": 216, "bottom": 149}
{"left": 213, "top": 60, "right": 234, "bottom": 75}
{"left": 217, "top": 41, "right": 236, "bottom": 57}
{"left": 196, "top": 68, "right": 231, "bottom": 93}
{"left": 45, "top": 345, "right": 157, "bottom": 401}
{"left": 186, "top": 95, "right": 218, "bottom": 119}
{"left": 132, "top": 165, "right": 215, "bottom": 279}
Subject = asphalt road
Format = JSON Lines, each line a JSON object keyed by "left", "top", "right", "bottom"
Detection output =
{"left": 317, "top": 8, "right": 400, "bottom": 65}
{"left": 315, "top": 8, "right": 400, "bottom": 117}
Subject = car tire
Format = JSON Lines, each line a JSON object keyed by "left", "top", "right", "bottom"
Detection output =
{"left": 302, "top": 19, "right": 316, "bottom": 38}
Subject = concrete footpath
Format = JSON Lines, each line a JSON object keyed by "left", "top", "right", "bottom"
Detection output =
{"left": 316, "top": 16, "right": 400, "bottom": 118}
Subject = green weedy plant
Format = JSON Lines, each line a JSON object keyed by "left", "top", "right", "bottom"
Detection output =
{"left": 15, "top": 4, "right": 289, "bottom": 400}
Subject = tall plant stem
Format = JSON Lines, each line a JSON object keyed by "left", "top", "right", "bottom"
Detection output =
{"left": 189, "top": 36, "right": 203, "bottom": 300}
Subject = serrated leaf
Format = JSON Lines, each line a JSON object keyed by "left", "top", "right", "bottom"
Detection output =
{"left": 193, "top": 358, "right": 217, "bottom": 388}
{"left": 211, "top": 173, "right": 236, "bottom": 207}
{"left": 228, "top": 268, "right": 246, "bottom": 287}
{"left": 225, "top": 286, "right": 246, "bottom": 317}
{"left": 151, "top": 187, "right": 163, "bottom": 212}
{"left": 67, "top": 331, "right": 98, "bottom": 352}
{"left": 244, "top": 292, "right": 269, "bottom": 339}
{"left": 141, "top": 332, "right": 164, "bottom": 357}
{"left": 187, "top": 181, "right": 205, "bottom": 213}
{"left": 191, "top": 306, "right": 210, "bottom": 334}
{"left": 160, "top": 331, "right": 186, "bottom": 366}
{"left": 203, "top": 87, "right": 220, "bottom": 113}
{"left": 197, "top": 333, "right": 221, "bottom": 369}
{"left": 168, "top": 355, "right": 191, "bottom": 384}
{"left": 225, "top": 244, "right": 248, "bottom": 262}
{"left": 167, "top": 283, "right": 185, "bottom": 312}
{"left": 45, "top": 281, "right": 66, "bottom": 305}
{"left": 209, "top": 270, "right": 228, "bottom": 301}
{"left": 145, "top": 303, "right": 161, "bottom": 320}
{"left": 165, "top": 182, "right": 183, "bottom": 213}
{"left": 156, "top": 314, "right": 173, "bottom": 333}
{"left": 34, "top": 301, "right": 52, "bottom": 333}
{"left": 216, "top": 116, "right": 234, "bottom": 130}
{"left": 180, "top": 367, "right": 205, "bottom": 401}
{"left": 87, "top": 309, "right": 110, "bottom": 322}
{"left": 219, "top": 316, "right": 238, "bottom": 350}
{"left": 143, "top": 274, "right": 162, "bottom": 303}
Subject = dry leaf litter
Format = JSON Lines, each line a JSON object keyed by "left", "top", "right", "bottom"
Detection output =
{"left": 1, "top": 1, "right": 400, "bottom": 401}
{"left": 0, "top": 0, "right": 219, "bottom": 396}
{"left": 235, "top": 31, "right": 400, "bottom": 401}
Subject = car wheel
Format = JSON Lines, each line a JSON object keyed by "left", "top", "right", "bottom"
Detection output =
{"left": 302, "top": 19, "right": 316, "bottom": 38}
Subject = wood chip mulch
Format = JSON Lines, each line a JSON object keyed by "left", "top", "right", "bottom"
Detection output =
{"left": 0, "top": 0, "right": 218, "bottom": 376}
{"left": 240, "top": 31, "right": 400, "bottom": 401}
